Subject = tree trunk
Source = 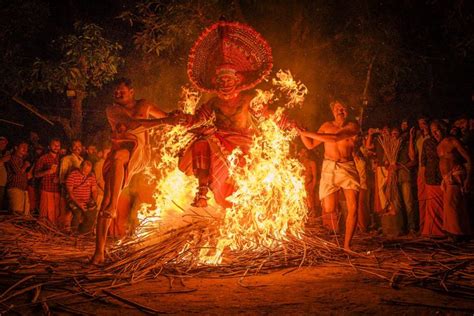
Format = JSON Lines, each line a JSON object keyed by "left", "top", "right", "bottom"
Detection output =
{"left": 70, "top": 90, "right": 85, "bottom": 140}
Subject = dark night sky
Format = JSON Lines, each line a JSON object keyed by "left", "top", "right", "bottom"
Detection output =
{"left": 1, "top": 0, "right": 473, "bottom": 145}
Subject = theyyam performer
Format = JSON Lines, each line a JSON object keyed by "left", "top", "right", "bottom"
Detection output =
{"left": 177, "top": 21, "right": 274, "bottom": 208}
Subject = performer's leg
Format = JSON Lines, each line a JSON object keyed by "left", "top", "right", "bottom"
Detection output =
{"left": 343, "top": 189, "right": 358, "bottom": 251}
{"left": 192, "top": 140, "right": 211, "bottom": 207}
{"left": 92, "top": 149, "right": 129, "bottom": 264}
{"left": 322, "top": 192, "right": 338, "bottom": 233}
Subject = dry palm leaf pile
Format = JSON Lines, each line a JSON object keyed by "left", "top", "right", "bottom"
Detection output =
{"left": 1, "top": 214, "right": 474, "bottom": 314}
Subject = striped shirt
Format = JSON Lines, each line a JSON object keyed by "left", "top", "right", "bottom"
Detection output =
{"left": 35, "top": 152, "right": 60, "bottom": 192}
{"left": 5, "top": 155, "right": 29, "bottom": 190}
{"left": 65, "top": 170, "right": 96, "bottom": 209}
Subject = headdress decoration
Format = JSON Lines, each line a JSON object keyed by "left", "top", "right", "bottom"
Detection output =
{"left": 188, "top": 21, "right": 273, "bottom": 94}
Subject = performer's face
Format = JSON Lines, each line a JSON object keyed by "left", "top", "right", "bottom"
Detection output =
{"left": 332, "top": 102, "right": 348, "bottom": 121}
{"left": 81, "top": 163, "right": 92, "bottom": 175}
{"left": 216, "top": 74, "right": 241, "bottom": 99}
{"left": 114, "top": 83, "right": 134, "bottom": 106}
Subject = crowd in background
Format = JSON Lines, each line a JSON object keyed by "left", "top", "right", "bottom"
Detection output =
{"left": 0, "top": 114, "right": 473, "bottom": 241}
{"left": 0, "top": 132, "right": 110, "bottom": 234}
{"left": 299, "top": 115, "right": 473, "bottom": 241}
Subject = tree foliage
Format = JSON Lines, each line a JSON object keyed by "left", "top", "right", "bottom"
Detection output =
{"left": 118, "top": 0, "right": 231, "bottom": 60}
{"left": 0, "top": 0, "right": 50, "bottom": 93}
{"left": 30, "top": 22, "right": 123, "bottom": 95}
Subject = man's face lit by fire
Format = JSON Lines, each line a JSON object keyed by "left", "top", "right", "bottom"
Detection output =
{"left": 418, "top": 118, "right": 428, "bottom": 131}
{"left": 15, "top": 143, "right": 29, "bottom": 158}
{"left": 331, "top": 102, "right": 348, "bottom": 121}
{"left": 216, "top": 73, "right": 241, "bottom": 99}
{"left": 400, "top": 121, "right": 408, "bottom": 132}
{"left": 81, "top": 162, "right": 92, "bottom": 176}
{"left": 49, "top": 140, "right": 61, "bottom": 154}
{"left": 430, "top": 123, "right": 443, "bottom": 143}
{"left": 114, "top": 83, "right": 135, "bottom": 106}
{"left": 71, "top": 141, "right": 82, "bottom": 156}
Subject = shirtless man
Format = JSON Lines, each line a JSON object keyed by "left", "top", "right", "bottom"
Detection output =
{"left": 299, "top": 100, "right": 360, "bottom": 250}
{"left": 431, "top": 121, "right": 472, "bottom": 237}
{"left": 91, "top": 77, "right": 170, "bottom": 264}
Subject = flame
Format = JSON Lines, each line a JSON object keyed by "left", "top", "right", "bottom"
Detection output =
{"left": 272, "top": 69, "right": 308, "bottom": 108}
{"left": 136, "top": 71, "right": 309, "bottom": 265}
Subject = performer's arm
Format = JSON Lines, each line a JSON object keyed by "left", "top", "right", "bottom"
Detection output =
{"left": 301, "top": 122, "right": 359, "bottom": 143}
{"left": 148, "top": 103, "right": 167, "bottom": 119}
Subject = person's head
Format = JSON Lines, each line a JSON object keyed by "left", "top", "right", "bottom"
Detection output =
{"left": 381, "top": 125, "right": 390, "bottom": 136}
{"left": 29, "top": 131, "right": 40, "bottom": 143}
{"left": 400, "top": 119, "right": 409, "bottom": 132}
{"left": 454, "top": 116, "right": 469, "bottom": 134}
{"left": 49, "top": 138, "right": 61, "bottom": 154}
{"left": 71, "top": 139, "right": 82, "bottom": 156}
{"left": 113, "top": 77, "right": 135, "bottom": 106}
{"left": 430, "top": 120, "right": 446, "bottom": 142}
{"left": 14, "top": 140, "right": 29, "bottom": 158}
{"left": 80, "top": 160, "right": 93, "bottom": 175}
{"left": 86, "top": 144, "right": 97, "bottom": 156}
{"left": 213, "top": 65, "right": 243, "bottom": 99}
{"left": 329, "top": 100, "right": 349, "bottom": 122}
{"left": 449, "top": 124, "right": 461, "bottom": 138}
{"left": 0, "top": 136, "right": 8, "bottom": 151}
{"left": 417, "top": 116, "right": 429, "bottom": 131}
{"left": 391, "top": 126, "right": 401, "bottom": 139}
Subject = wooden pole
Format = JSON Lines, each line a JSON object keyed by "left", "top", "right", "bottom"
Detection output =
{"left": 10, "top": 95, "right": 55, "bottom": 126}
{"left": 0, "top": 118, "right": 24, "bottom": 127}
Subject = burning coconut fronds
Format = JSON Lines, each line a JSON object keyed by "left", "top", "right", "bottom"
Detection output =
{"left": 377, "top": 134, "right": 402, "bottom": 215}
{"left": 1, "top": 215, "right": 474, "bottom": 314}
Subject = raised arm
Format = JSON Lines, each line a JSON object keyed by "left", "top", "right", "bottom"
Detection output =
{"left": 301, "top": 122, "right": 359, "bottom": 143}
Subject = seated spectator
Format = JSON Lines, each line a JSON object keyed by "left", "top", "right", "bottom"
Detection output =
{"left": 65, "top": 160, "right": 98, "bottom": 234}
{"left": 5, "top": 140, "right": 31, "bottom": 215}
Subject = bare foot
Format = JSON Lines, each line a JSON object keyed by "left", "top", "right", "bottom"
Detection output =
{"left": 90, "top": 252, "right": 105, "bottom": 265}
{"left": 192, "top": 198, "right": 208, "bottom": 208}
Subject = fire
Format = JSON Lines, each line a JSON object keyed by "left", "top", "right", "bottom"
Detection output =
{"left": 136, "top": 70, "right": 309, "bottom": 265}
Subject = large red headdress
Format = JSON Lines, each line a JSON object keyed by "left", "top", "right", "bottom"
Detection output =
{"left": 187, "top": 21, "right": 273, "bottom": 93}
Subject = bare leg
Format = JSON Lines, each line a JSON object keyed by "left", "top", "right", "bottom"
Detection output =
{"left": 91, "top": 149, "right": 129, "bottom": 264}
{"left": 343, "top": 189, "right": 359, "bottom": 251}
{"left": 322, "top": 192, "right": 338, "bottom": 233}
{"left": 191, "top": 140, "right": 211, "bottom": 207}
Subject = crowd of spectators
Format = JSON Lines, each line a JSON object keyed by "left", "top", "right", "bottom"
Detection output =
{"left": 0, "top": 114, "right": 472, "bottom": 242}
{"left": 0, "top": 131, "right": 109, "bottom": 235}
{"left": 299, "top": 115, "right": 473, "bottom": 241}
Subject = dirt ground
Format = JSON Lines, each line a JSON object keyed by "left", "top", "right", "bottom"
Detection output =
{"left": 23, "top": 266, "right": 470, "bottom": 315}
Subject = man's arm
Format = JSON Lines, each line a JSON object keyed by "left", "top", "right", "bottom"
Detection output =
{"left": 300, "top": 122, "right": 359, "bottom": 143}
{"left": 299, "top": 124, "right": 326, "bottom": 150}
{"left": 148, "top": 103, "right": 167, "bottom": 119}
{"left": 453, "top": 139, "right": 472, "bottom": 190}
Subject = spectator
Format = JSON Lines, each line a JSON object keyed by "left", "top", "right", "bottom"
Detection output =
{"left": 436, "top": 120, "right": 472, "bottom": 239}
{"left": 35, "top": 138, "right": 61, "bottom": 225}
{"left": 421, "top": 121, "right": 444, "bottom": 237}
{"left": 59, "top": 139, "right": 84, "bottom": 230}
{"left": 5, "top": 140, "right": 31, "bottom": 215}
{"left": 85, "top": 144, "right": 99, "bottom": 167}
{"left": 0, "top": 136, "right": 10, "bottom": 210}
{"left": 393, "top": 127, "right": 417, "bottom": 234}
{"left": 65, "top": 160, "right": 98, "bottom": 234}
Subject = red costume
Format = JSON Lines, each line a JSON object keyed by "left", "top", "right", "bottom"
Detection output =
{"left": 179, "top": 21, "right": 273, "bottom": 207}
